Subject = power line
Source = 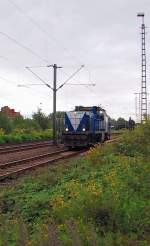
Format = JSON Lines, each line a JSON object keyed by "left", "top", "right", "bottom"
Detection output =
{"left": 7, "top": 0, "right": 57, "bottom": 42}
{"left": 26, "top": 66, "right": 53, "bottom": 90}
{"left": 7, "top": 0, "right": 93, "bottom": 84}
{"left": 66, "top": 83, "right": 95, "bottom": 86}
{"left": 7, "top": 0, "right": 84, "bottom": 65}
{"left": 5, "top": 0, "right": 99, "bottom": 88}
{"left": 0, "top": 52, "right": 26, "bottom": 69}
{"left": 57, "top": 65, "right": 84, "bottom": 90}
{"left": 18, "top": 86, "right": 50, "bottom": 100}
{"left": 0, "top": 32, "right": 82, "bottom": 88}
{"left": 0, "top": 51, "right": 48, "bottom": 72}
{"left": 0, "top": 55, "right": 10, "bottom": 61}
{"left": 24, "top": 65, "right": 49, "bottom": 69}
{"left": 23, "top": 64, "right": 87, "bottom": 144}
{"left": 0, "top": 75, "right": 50, "bottom": 100}
{"left": 0, "top": 31, "right": 49, "bottom": 63}
{"left": 0, "top": 56, "right": 53, "bottom": 97}
{"left": 18, "top": 83, "right": 46, "bottom": 86}
{"left": 0, "top": 75, "right": 18, "bottom": 85}
{"left": 26, "top": 65, "right": 85, "bottom": 91}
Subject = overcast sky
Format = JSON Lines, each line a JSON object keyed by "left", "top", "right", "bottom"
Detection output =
{"left": 0, "top": 0, "right": 149, "bottom": 119}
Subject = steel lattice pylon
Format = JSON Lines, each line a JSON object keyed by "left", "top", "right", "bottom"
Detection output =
{"left": 137, "top": 13, "right": 147, "bottom": 123}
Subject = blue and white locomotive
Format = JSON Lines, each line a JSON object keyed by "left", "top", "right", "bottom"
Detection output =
{"left": 62, "top": 106, "right": 111, "bottom": 148}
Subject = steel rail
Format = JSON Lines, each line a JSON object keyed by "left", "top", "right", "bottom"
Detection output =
{"left": 0, "top": 141, "right": 53, "bottom": 154}
{"left": 0, "top": 136, "right": 120, "bottom": 181}
{"left": 0, "top": 149, "right": 66, "bottom": 169}
{"left": 0, "top": 149, "right": 84, "bottom": 181}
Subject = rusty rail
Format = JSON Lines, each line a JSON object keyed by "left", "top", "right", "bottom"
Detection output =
{"left": 0, "top": 141, "right": 53, "bottom": 154}
{"left": 0, "top": 149, "right": 83, "bottom": 181}
{"left": 0, "top": 135, "right": 120, "bottom": 181}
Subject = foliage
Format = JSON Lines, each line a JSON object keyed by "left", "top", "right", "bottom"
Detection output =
{"left": 0, "top": 108, "right": 53, "bottom": 133}
{"left": 110, "top": 117, "right": 128, "bottom": 130}
{"left": 0, "top": 108, "right": 66, "bottom": 143}
{"left": 0, "top": 112, "right": 12, "bottom": 134}
{"left": 0, "top": 128, "right": 5, "bottom": 136}
{"left": 0, "top": 108, "right": 57, "bottom": 143}
{"left": 32, "top": 108, "right": 51, "bottom": 130}
{"left": 12, "top": 116, "right": 40, "bottom": 131}
{"left": 115, "top": 121, "right": 150, "bottom": 157}
{"left": 49, "top": 111, "right": 65, "bottom": 119}
{"left": 0, "top": 129, "right": 52, "bottom": 143}
{"left": 0, "top": 123, "right": 150, "bottom": 245}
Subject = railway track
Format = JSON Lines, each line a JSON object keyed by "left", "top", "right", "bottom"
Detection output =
{"left": 0, "top": 149, "right": 83, "bottom": 181}
{"left": 0, "top": 132, "right": 120, "bottom": 155}
{"left": 0, "top": 140, "right": 53, "bottom": 154}
{"left": 0, "top": 136, "right": 119, "bottom": 182}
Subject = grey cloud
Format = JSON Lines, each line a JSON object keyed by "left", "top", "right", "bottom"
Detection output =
{"left": 0, "top": 0, "right": 149, "bottom": 119}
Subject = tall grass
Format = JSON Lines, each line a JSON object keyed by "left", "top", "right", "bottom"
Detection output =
{"left": 0, "top": 129, "right": 52, "bottom": 144}
{"left": 0, "top": 123, "right": 150, "bottom": 245}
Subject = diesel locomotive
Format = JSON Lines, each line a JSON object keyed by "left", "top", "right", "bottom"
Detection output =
{"left": 62, "top": 106, "right": 111, "bottom": 148}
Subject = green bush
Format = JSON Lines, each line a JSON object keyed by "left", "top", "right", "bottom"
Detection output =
{"left": 0, "top": 109, "right": 54, "bottom": 139}
{"left": 0, "top": 130, "right": 52, "bottom": 144}
{"left": 0, "top": 136, "right": 5, "bottom": 144}
{"left": 12, "top": 116, "right": 40, "bottom": 131}
{"left": 32, "top": 108, "right": 51, "bottom": 130}
{"left": 0, "top": 113, "right": 12, "bottom": 134}
{"left": 115, "top": 121, "right": 150, "bottom": 157}
{"left": 0, "top": 122, "right": 150, "bottom": 245}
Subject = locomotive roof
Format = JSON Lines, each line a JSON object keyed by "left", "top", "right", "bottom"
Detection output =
{"left": 75, "top": 106, "right": 105, "bottom": 112}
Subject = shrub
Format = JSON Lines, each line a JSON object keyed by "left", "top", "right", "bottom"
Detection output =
{"left": 0, "top": 128, "right": 5, "bottom": 136}
{"left": 0, "top": 113, "right": 12, "bottom": 134}
{"left": 0, "top": 130, "right": 52, "bottom": 144}
{"left": 32, "top": 109, "right": 50, "bottom": 130}
{"left": 0, "top": 122, "right": 150, "bottom": 245}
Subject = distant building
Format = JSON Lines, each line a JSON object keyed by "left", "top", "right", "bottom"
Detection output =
{"left": 0, "top": 106, "right": 21, "bottom": 119}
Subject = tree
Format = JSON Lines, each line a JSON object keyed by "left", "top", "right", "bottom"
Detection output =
{"left": 0, "top": 113, "right": 12, "bottom": 134}
{"left": 12, "top": 115, "right": 25, "bottom": 129}
{"left": 110, "top": 117, "right": 128, "bottom": 130}
{"left": 13, "top": 115, "right": 40, "bottom": 130}
{"left": 116, "top": 117, "right": 128, "bottom": 130}
{"left": 32, "top": 108, "right": 50, "bottom": 130}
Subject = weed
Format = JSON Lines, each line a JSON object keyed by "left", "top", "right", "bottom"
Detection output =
{"left": 0, "top": 123, "right": 150, "bottom": 245}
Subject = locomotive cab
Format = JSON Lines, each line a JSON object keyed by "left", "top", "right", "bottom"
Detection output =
{"left": 62, "top": 106, "right": 110, "bottom": 148}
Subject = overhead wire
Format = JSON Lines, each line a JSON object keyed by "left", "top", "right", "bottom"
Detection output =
{"left": 0, "top": 31, "right": 49, "bottom": 64}
{"left": 0, "top": 54, "right": 52, "bottom": 99}
{"left": 0, "top": 75, "right": 50, "bottom": 100}
{"left": 6, "top": 0, "right": 100, "bottom": 86}
{"left": 2, "top": 1, "right": 95, "bottom": 108}
{"left": 6, "top": 0, "right": 94, "bottom": 86}
{"left": 26, "top": 67, "right": 53, "bottom": 90}
{"left": 0, "top": 55, "right": 10, "bottom": 61}
{"left": 0, "top": 38, "right": 53, "bottom": 98}
{"left": 7, "top": 0, "right": 59, "bottom": 43}
{"left": 57, "top": 65, "right": 84, "bottom": 90}
{"left": 0, "top": 75, "right": 19, "bottom": 85}
{"left": 0, "top": 51, "right": 28, "bottom": 69}
{"left": 7, "top": 0, "right": 84, "bottom": 65}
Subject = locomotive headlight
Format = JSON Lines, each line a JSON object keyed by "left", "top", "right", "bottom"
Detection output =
{"left": 82, "top": 128, "right": 86, "bottom": 132}
{"left": 65, "top": 127, "right": 69, "bottom": 131}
